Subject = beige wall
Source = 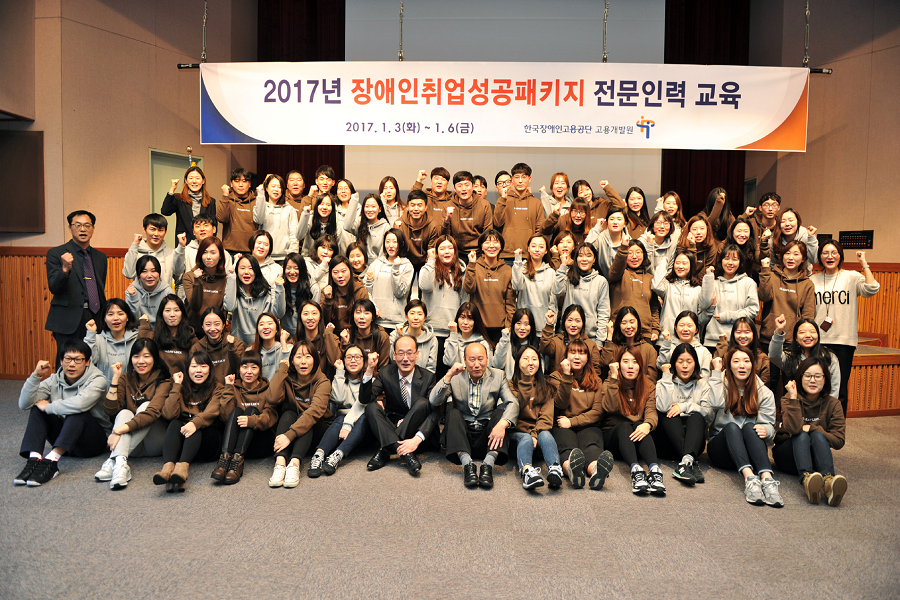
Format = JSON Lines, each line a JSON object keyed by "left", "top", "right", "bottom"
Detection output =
{"left": 0, "top": 0, "right": 257, "bottom": 249}
{"left": 746, "top": 0, "right": 900, "bottom": 262}
{"left": 0, "top": 0, "right": 36, "bottom": 119}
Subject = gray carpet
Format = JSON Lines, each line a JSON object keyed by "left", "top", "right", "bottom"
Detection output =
{"left": 0, "top": 378, "right": 898, "bottom": 599}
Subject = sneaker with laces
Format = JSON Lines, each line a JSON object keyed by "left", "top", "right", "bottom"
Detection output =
{"left": 26, "top": 459, "right": 59, "bottom": 487}
{"left": 110, "top": 459, "right": 131, "bottom": 490}
{"left": 323, "top": 451, "right": 343, "bottom": 476}
{"left": 631, "top": 469, "right": 650, "bottom": 494}
{"left": 522, "top": 466, "right": 545, "bottom": 490}
{"left": 590, "top": 450, "right": 614, "bottom": 491}
{"left": 761, "top": 477, "right": 784, "bottom": 508}
{"left": 673, "top": 461, "right": 696, "bottom": 485}
{"left": 802, "top": 471, "right": 824, "bottom": 504}
{"left": 308, "top": 454, "right": 324, "bottom": 478}
{"left": 283, "top": 463, "right": 301, "bottom": 488}
{"left": 94, "top": 457, "right": 115, "bottom": 482}
{"left": 268, "top": 464, "right": 286, "bottom": 488}
{"left": 568, "top": 448, "right": 586, "bottom": 489}
{"left": 691, "top": 460, "right": 705, "bottom": 483}
{"left": 547, "top": 464, "right": 564, "bottom": 490}
{"left": 744, "top": 475, "right": 765, "bottom": 505}
{"left": 648, "top": 470, "right": 667, "bottom": 496}
{"left": 14, "top": 458, "right": 41, "bottom": 485}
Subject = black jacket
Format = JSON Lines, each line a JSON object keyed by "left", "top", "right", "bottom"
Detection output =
{"left": 160, "top": 192, "right": 217, "bottom": 242}
{"left": 359, "top": 363, "right": 439, "bottom": 440}
{"left": 45, "top": 240, "right": 107, "bottom": 334}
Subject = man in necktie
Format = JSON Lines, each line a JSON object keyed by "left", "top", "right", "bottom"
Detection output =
{"left": 429, "top": 343, "right": 519, "bottom": 489}
{"left": 45, "top": 211, "right": 108, "bottom": 367}
{"left": 359, "top": 335, "right": 438, "bottom": 476}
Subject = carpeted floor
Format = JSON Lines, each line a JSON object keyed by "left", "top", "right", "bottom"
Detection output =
{"left": 1, "top": 378, "right": 898, "bottom": 599}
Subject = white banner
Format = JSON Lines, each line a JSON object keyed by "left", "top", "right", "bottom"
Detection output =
{"left": 200, "top": 61, "right": 808, "bottom": 152}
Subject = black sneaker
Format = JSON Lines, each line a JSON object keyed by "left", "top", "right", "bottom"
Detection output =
{"left": 26, "top": 459, "right": 59, "bottom": 487}
{"left": 648, "top": 470, "right": 667, "bottom": 496}
{"left": 691, "top": 460, "right": 705, "bottom": 483}
{"left": 673, "top": 461, "right": 696, "bottom": 485}
{"left": 547, "top": 464, "right": 564, "bottom": 490}
{"left": 589, "top": 450, "right": 614, "bottom": 491}
{"left": 568, "top": 448, "right": 586, "bottom": 489}
{"left": 14, "top": 458, "right": 40, "bottom": 486}
{"left": 522, "top": 467, "right": 544, "bottom": 490}
{"left": 631, "top": 469, "right": 650, "bottom": 494}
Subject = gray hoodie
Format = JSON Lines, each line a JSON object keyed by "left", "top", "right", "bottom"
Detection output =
{"left": 365, "top": 256, "right": 414, "bottom": 330}
{"left": 552, "top": 265, "right": 611, "bottom": 345}
{"left": 640, "top": 231, "right": 678, "bottom": 274}
{"left": 443, "top": 332, "right": 493, "bottom": 367}
{"left": 418, "top": 258, "right": 468, "bottom": 338}
{"left": 656, "top": 338, "right": 712, "bottom": 380}
{"left": 330, "top": 367, "right": 366, "bottom": 431}
{"left": 389, "top": 324, "right": 438, "bottom": 373}
{"left": 126, "top": 279, "right": 170, "bottom": 330}
{"left": 511, "top": 256, "right": 557, "bottom": 332}
{"left": 19, "top": 363, "right": 111, "bottom": 435}
{"left": 224, "top": 271, "right": 286, "bottom": 346}
{"left": 84, "top": 329, "right": 139, "bottom": 383}
{"left": 768, "top": 331, "right": 841, "bottom": 396}
{"left": 702, "top": 272, "right": 759, "bottom": 346}
{"left": 655, "top": 371, "right": 713, "bottom": 421}
{"left": 651, "top": 260, "right": 714, "bottom": 333}
{"left": 586, "top": 223, "right": 622, "bottom": 279}
{"left": 343, "top": 193, "right": 391, "bottom": 261}
{"left": 491, "top": 329, "right": 527, "bottom": 380}
{"left": 707, "top": 371, "right": 775, "bottom": 440}
{"left": 259, "top": 342, "right": 291, "bottom": 382}
{"left": 253, "top": 195, "right": 299, "bottom": 260}
{"left": 123, "top": 240, "right": 184, "bottom": 290}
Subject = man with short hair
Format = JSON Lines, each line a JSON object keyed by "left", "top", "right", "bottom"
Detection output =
{"left": 217, "top": 167, "right": 259, "bottom": 254}
{"left": 14, "top": 341, "right": 110, "bottom": 486}
{"left": 45, "top": 210, "right": 108, "bottom": 366}
{"left": 284, "top": 170, "right": 307, "bottom": 212}
{"left": 396, "top": 190, "right": 440, "bottom": 274}
{"left": 122, "top": 213, "right": 185, "bottom": 290}
{"left": 751, "top": 191, "right": 782, "bottom": 240}
{"left": 429, "top": 343, "right": 518, "bottom": 488}
{"left": 493, "top": 162, "right": 544, "bottom": 262}
{"left": 360, "top": 335, "right": 439, "bottom": 476}
{"left": 494, "top": 170, "right": 512, "bottom": 202}
{"left": 412, "top": 166, "right": 454, "bottom": 226}
{"left": 442, "top": 171, "right": 493, "bottom": 254}
{"left": 473, "top": 175, "right": 489, "bottom": 202}
{"left": 302, "top": 165, "right": 336, "bottom": 208}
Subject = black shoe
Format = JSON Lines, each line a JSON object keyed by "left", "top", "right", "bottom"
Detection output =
{"left": 589, "top": 450, "right": 614, "bottom": 491}
{"left": 478, "top": 464, "right": 494, "bottom": 489}
{"left": 14, "top": 458, "right": 40, "bottom": 486}
{"left": 463, "top": 463, "right": 478, "bottom": 488}
{"left": 367, "top": 448, "right": 390, "bottom": 471}
{"left": 631, "top": 469, "right": 650, "bottom": 494}
{"left": 403, "top": 453, "right": 421, "bottom": 476}
{"left": 26, "top": 459, "right": 59, "bottom": 487}
{"left": 547, "top": 465, "right": 564, "bottom": 489}
{"left": 568, "top": 448, "right": 586, "bottom": 489}
{"left": 673, "top": 461, "right": 697, "bottom": 485}
{"left": 691, "top": 460, "right": 705, "bottom": 483}
{"left": 648, "top": 470, "right": 667, "bottom": 496}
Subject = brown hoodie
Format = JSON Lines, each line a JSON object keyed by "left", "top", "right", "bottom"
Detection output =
{"left": 219, "top": 376, "right": 278, "bottom": 430}
{"left": 463, "top": 257, "right": 517, "bottom": 330}
{"left": 190, "top": 335, "right": 245, "bottom": 384}
{"left": 411, "top": 180, "right": 455, "bottom": 227}
{"left": 590, "top": 183, "right": 627, "bottom": 222}
{"left": 539, "top": 322, "right": 602, "bottom": 375}
{"left": 269, "top": 363, "right": 333, "bottom": 441}
{"left": 493, "top": 188, "right": 544, "bottom": 259}
{"left": 549, "top": 371, "right": 603, "bottom": 427}
{"left": 608, "top": 244, "right": 661, "bottom": 342}
{"left": 104, "top": 370, "right": 173, "bottom": 433}
{"left": 599, "top": 376, "right": 658, "bottom": 431}
{"left": 161, "top": 381, "right": 223, "bottom": 429}
{"left": 344, "top": 325, "right": 391, "bottom": 371}
{"left": 217, "top": 189, "right": 258, "bottom": 253}
{"left": 511, "top": 379, "right": 554, "bottom": 440}
{"left": 758, "top": 265, "right": 816, "bottom": 344}
{"left": 775, "top": 392, "right": 845, "bottom": 449}
{"left": 600, "top": 339, "right": 659, "bottom": 383}
{"left": 398, "top": 209, "right": 440, "bottom": 265}
{"left": 322, "top": 279, "right": 370, "bottom": 333}
{"left": 442, "top": 194, "right": 493, "bottom": 253}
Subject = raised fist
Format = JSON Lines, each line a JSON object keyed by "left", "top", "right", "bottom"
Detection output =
{"left": 221, "top": 184, "right": 230, "bottom": 195}
{"left": 133, "top": 234, "right": 144, "bottom": 246}
{"left": 172, "top": 372, "right": 184, "bottom": 385}
{"left": 33, "top": 360, "right": 52, "bottom": 379}
{"left": 225, "top": 374, "right": 236, "bottom": 385}
{"left": 340, "top": 329, "right": 351, "bottom": 345}
{"left": 448, "top": 321, "right": 458, "bottom": 334}
{"left": 545, "top": 311, "right": 555, "bottom": 327}
{"left": 560, "top": 359, "right": 571, "bottom": 375}
{"left": 712, "top": 357, "right": 723, "bottom": 371}
{"left": 86, "top": 319, "right": 97, "bottom": 333}
{"left": 170, "top": 179, "right": 179, "bottom": 193}
{"left": 774, "top": 314, "right": 787, "bottom": 333}
{"left": 417, "top": 169, "right": 428, "bottom": 183}
{"left": 60, "top": 252, "right": 75, "bottom": 273}
{"left": 427, "top": 248, "right": 436, "bottom": 261}
{"left": 468, "top": 251, "right": 478, "bottom": 263}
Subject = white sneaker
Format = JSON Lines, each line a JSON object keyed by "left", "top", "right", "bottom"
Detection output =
{"left": 110, "top": 460, "right": 131, "bottom": 490}
{"left": 94, "top": 457, "right": 115, "bottom": 481}
{"left": 283, "top": 464, "right": 301, "bottom": 488}
{"left": 268, "top": 464, "right": 286, "bottom": 487}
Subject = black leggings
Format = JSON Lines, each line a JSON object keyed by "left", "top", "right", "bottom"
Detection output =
{"left": 551, "top": 425, "right": 604, "bottom": 465}
{"left": 652, "top": 411, "right": 707, "bottom": 460}
{"left": 162, "top": 419, "right": 222, "bottom": 463}
{"left": 602, "top": 421, "right": 658, "bottom": 466}
{"left": 221, "top": 407, "right": 275, "bottom": 459}
{"left": 273, "top": 410, "right": 316, "bottom": 461}
{"left": 825, "top": 343, "right": 855, "bottom": 416}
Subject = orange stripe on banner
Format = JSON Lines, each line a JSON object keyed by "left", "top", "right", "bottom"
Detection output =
{"left": 738, "top": 75, "right": 809, "bottom": 152}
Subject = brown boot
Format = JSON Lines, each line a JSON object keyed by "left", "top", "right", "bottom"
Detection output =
{"left": 153, "top": 462, "right": 175, "bottom": 485}
{"left": 169, "top": 462, "right": 190, "bottom": 485}
{"left": 165, "top": 482, "right": 177, "bottom": 493}
{"left": 824, "top": 474, "right": 848, "bottom": 507}
{"left": 174, "top": 482, "right": 185, "bottom": 493}
{"left": 224, "top": 453, "right": 244, "bottom": 485}
{"left": 211, "top": 453, "right": 231, "bottom": 482}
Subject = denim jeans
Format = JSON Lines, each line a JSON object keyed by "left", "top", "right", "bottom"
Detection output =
{"left": 318, "top": 414, "right": 369, "bottom": 457}
{"left": 707, "top": 422, "right": 773, "bottom": 475}
{"left": 772, "top": 431, "right": 835, "bottom": 480}
{"left": 510, "top": 430, "right": 560, "bottom": 473}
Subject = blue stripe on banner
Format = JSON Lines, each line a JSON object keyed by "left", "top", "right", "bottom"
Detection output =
{"left": 200, "top": 75, "right": 266, "bottom": 144}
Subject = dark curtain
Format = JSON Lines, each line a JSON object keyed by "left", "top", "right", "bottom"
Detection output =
{"left": 662, "top": 0, "right": 751, "bottom": 217}
{"left": 256, "top": 0, "right": 346, "bottom": 183}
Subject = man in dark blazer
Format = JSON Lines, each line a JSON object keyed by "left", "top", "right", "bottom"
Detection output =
{"left": 429, "top": 343, "right": 519, "bottom": 489}
{"left": 359, "top": 335, "right": 438, "bottom": 476}
{"left": 45, "top": 211, "right": 107, "bottom": 366}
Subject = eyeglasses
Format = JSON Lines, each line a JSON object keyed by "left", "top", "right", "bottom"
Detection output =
{"left": 70, "top": 222, "right": 93, "bottom": 230}
{"left": 344, "top": 354, "right": 364, "bottom": 361}
{"left": 62, "top": 356, "right": 86, "bottom": 364}
{"left": 802, "top": 373, "right": 824, "bottom": 381}
{"left": 760, "top": 202, "right": 779, "bottom": 209}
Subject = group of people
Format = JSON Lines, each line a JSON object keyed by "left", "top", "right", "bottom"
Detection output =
{"left": 17, "top": 162, "right": 878, "bottom": 508}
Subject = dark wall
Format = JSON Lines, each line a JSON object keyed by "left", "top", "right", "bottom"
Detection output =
{"left": 663, "top": 0, "right": 751, "bottom": 217}
{"left": 256, "top": 0, "right": 346, "bottom": 184}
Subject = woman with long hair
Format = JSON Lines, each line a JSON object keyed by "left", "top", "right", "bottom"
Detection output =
{"left": 248, "top": 230, "right": 280, "bottom": 286}
{"left": 656, "top": 311, "right": 712, "bottom": 379}
{"left": 713, "top": 316, "right": 771, "bottom": 384}
{"left": 509, "top": 346, "right": 563, "bottom": 490}
{"left": 701, "top": 187, "right": 737, "bottom": 243}
{"left": 601, "top": 348, "right": 664, "bottom": 495}
{"left": 140, "top": 294, "right": 198, "bottom": 376}
{"left": 364, "top": 228, "right": 414, "bottom": 333}
{"left": 190, "top": 306, "right": 244, "bottom": 383}
{"left": 759, "top": 241, "right": 816, "bottom": 352}
{"left": 601, "top": 306, "right": 659, "bottom": 382}
{"left": 538, "top": 171, "right": 572, "bottom": 217}
{"left": 341, "top": 299, "right": 390, "bottom": 371}
{"left": 125, "top": 255, "right": 168, "bottom": 331}
{"left": 248, "top": 313, "right": 290, "bottom": 381}
{"left": 345, "top": 193, "right": 390, "bottom": 262}
{"left": 542, "top": 198, "right": 593, "bottom": 246}
{"left": 552, "top": 242, "right": 611, "bottom": 346}
{"left": 654, "top": 190, "right": 687, "bottom": 230}
{"left": 182, "top": 236, "right": 228, "bottom": 335}
{"left": 773, "top": 357, "right": 847, "bottom": 506}
{"left": 305, "top": 235, "right": 336, "bottom": 292}
{"left": 294, "top": 300, "right": 342, "bottom": 379}
{"left": 622, "top": 186, "right": 651, "bottom": 238}
{"left": 640, "top": 210, "right": 678, "bottom": 272}
{"left": 703, "top": 244, "right": 760, "bottom": 350}
{"left": 652, "top": 249, "right": 712, "bottom": 335}
{"left": 280, "top": 252, "right": 319, "bottom": 337}
{"left": 768, "top": 317, "right": 840, "bottom": 397}
{"left": 224, "top": 254, "right": 286, "bottom": 346}
{"left": 726, "top": 216, "right": 762, "bottom": 281}
{"left": 707, "top": 348, "right": 782, "bottom": 507}
{"left": 677, "top": 214, "right": 719, "bottom": 277}
{"left": 420, "top": 235, "right": 467, "bottom": 377}
{"left": 492, "top": 308, "right": 539, "bottom": 380}
{"left": 443, "top": 302, "right": 494, "bottom": 367}
{"left": 378, "top": 175, "right": 406, "bottom": 225}
{"left": 512, "top": 234, "right": 557, "bottom": 335}
{"left": 298, "top": 192, "right": 351, "bottom": 257}
{"left": 84, "top": 298, "right": 138, "bottom": 383}
{"left": 587, "top": 206, "right": 628, "bottom": 278}
{"left": 763, "top": 207, "right": 818, "bottom": 274}
{"left": 539, "top": 304, "right": 602, "bottom": 375}
{"left": 608, "top": 240, "right": 661, "bottom": 343}
{"left": 321, "top": 255, "right": 370, "bottom": 333}
{"left": 389, "top": 299, "right": 438, "bottom": 373}
{"left": 549, "top": 339, "right": 614, "bottom": 491}
{"left": 253, "top": 173, "right": 299, "bottom": 262}
{"left": 154, "top": 350, "right": 223, "bottom": 492}
{"left": 161, "top": 165, "right": 216, "bottom": 242}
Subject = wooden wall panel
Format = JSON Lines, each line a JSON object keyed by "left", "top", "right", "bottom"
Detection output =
{"left": 848, "top": 364, "right": 900, "bottom": 416}
{"left": 856, "top": 271, "right": 900, "bottom": 349}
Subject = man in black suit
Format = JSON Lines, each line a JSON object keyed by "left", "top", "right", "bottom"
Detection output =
{"left": 45, "top": 211, "right": 107, "bottom": 366}
{"left": 359, "top": 335, "right": 438, "bottom": 476}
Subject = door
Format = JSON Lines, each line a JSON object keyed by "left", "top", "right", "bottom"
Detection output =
{"left": 149, "top": 149, "right": 203, "bottom": 249}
